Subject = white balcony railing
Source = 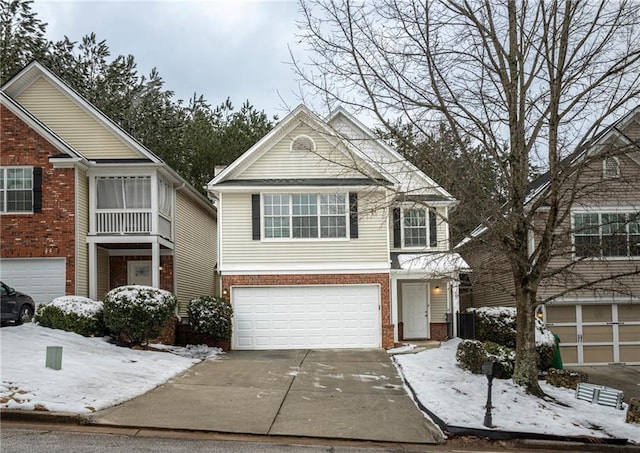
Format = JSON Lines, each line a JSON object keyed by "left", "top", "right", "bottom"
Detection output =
{"left": 96, "top": 210, "right": 152, "bottom": 234}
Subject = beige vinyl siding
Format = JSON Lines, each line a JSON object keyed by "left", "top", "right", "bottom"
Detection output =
{"left": 462, "top": 244, "right": 516, "bottom": 308}
{"left": 76, "top": 167, "right": 89, "bottom": 297}
{"left": 97, "top": 247, "right": 110, "bottom": 300}
{"left": 221, "top": 191, "right": 388, "bottom": 266}
{"left": 429, "top": 280, "right": 448, "bottom": 323}
{"left": 237, "top": 124, "right": 369, "bottom": 180}
{"left": 175, "top": 191, "right": 217, "bottom": 317}
{"left": 16, "top": 77, "right": 139, "bottom": 159}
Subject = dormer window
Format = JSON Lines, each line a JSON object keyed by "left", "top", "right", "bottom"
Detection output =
{"left": 291, "top": 135, "right": 315, "bottom": 153}
{"left": 603, "top": 157, "right": 620, "bottom": 178}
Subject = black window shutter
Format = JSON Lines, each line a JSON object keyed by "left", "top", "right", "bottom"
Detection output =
{"left": 349, "top": 192, "right": 358, "bottom": 239}
{"left": 33, "top": 167, "right": 43, "bottom": 213}
{"left": 393, "top": 208, "right": 401, "bottom": 248}
{"left": 429, "top": 208, "right": 438, "bottom": 247}
{"left": 251, "top": 194, "right": 260, "bottom": 240}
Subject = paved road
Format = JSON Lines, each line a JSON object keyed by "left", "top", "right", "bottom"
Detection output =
{"left": 1, "top": 423, "right": 603, "bottom": 453}
{"left": 565, "top": 365, "right": 640, "bottom": 403}
{"left": 87, "top": 349, "right": 443, "bottom": 443}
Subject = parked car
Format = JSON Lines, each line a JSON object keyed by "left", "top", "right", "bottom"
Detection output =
{"left": 0, "top": 282, "right": 36, "bottom": 325}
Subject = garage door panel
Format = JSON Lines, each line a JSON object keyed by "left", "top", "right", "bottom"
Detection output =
{"left": 619, "top": 325, "right": 640, "bottom": 342}
{"left": 0, "top": 258, "right": 66, "bottom": 304}
{"left": 620, "top": 346, "right": 640, "bottom": 363}
{"left": 584, "top": 345, "right": 614, "bottom": 363}
{"left": 232, "top": 285, "right": 380, "bottom": 350}
{"left": 582, "top": 325, "right": 613, "bottom": 343}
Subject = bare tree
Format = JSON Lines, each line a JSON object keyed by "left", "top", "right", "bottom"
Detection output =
{"left": 293, "top": 0, "right": 640, "bottom": 395}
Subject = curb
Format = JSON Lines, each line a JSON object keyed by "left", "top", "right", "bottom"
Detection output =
{"left": 392, "top": 358, "right": 634, "bottom": 450}
{"left": 1, "top": 409, "right": 81, "bottom": 424}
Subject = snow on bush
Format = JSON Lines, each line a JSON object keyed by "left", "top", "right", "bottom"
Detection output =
{"left": 35, "top": 296, "right": 105, "bottom": 337}
{"left": 460, "top": 306, "right": 557, "bottom": 374}
{"left": 103, "top": 285, "right": 177, "bottom": 346}
{"left": 187, "top": 296, "right": 233, "bottom": 340}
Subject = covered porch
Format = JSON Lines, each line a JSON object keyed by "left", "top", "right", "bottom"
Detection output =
{"left": 390, "top": 253, "right": 469, "bottom": 343}
{"left": 87, "top": 237, "right": 174, "bottom": 301}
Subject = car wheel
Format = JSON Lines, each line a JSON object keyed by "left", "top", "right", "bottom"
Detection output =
{"left": 17, "top": 305, "right": 34, "bottom": 325}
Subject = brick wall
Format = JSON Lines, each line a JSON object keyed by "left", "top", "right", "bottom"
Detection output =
{"left": 429, "top": 322, "right": 448, "bottom": 341}
{"left": 222, "top": 273, "right": 394, "bottom": 348}
{"left": 109, "top": 255, "right": 174, "bottom": 292}
{"left": 0, "top": 105, "right": 76, "bottom": 295}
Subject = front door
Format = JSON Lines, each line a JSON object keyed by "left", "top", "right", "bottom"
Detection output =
{"left": 127, "top": 261, "right": 153, "bottom": 286}
{"left": 402, "top": 283, "right": 429, "bottom": 339}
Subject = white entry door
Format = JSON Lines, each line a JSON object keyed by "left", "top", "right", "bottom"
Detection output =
{"left": 402, "top": 283, "right": 429, "bottom": 339}
{"left": 127, "top": 261, "right": 152, "bottom": 286}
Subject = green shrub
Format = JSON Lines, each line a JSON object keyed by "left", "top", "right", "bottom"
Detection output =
{"left": 103, "top": 286, "right": 177, "bottom": 346}
{"left": 473, "top": 307, "right": 517, "bottom": 348}
{"left": 35, "top": 296, "right": 105, "bottom": 337}
{"left": 483, "top": 341, "right": 515, "bottom": 379}
{"left": 455, "top": 339, "right": 486, "bottom": 374}
{"left": 469, "top": 306, "right": 557, "bottom": 370}
{"left": 187, "top": 296, "right": 233, "bottom": 340}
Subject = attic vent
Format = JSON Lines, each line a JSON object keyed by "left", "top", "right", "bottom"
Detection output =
{"left": 291, "top": 135, "right": 315, "bottom": 153}
{"left": 603, "top": 157, "right": 620, "bottom": 178}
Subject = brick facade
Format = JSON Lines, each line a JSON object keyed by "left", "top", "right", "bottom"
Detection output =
{"left": 222, "top": 273, "right": 394, "bottom": 349}
{"left": 429, "top": 322, "right": 449, "bottom": 341}
{"left": 0, "top": 105, "right": 76, "bottom": 295}
{"left": 109, "top": 255, "right": 174, "bottom": 292}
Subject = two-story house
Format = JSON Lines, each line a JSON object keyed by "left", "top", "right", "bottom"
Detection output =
{"left": 208, "top": 105, "right": 468, "bottom": 350}
{"left": 1, "top": 61, "right": 217, "bottom": 315}
{"left": 459, "top": 107, "right": 640, "bottom": 365}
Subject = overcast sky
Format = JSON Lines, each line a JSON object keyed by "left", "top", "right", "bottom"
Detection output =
{"left": 32, "top": 0, "right": 307, "bottom": 118}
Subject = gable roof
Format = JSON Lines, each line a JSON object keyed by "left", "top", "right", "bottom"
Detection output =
{"left": 456, "top": 106, "right": 640, "bottom": 248}
{"left": 209, "top": 104, "right": 456, "bottom": 204}
{"left": 1, "top": 61, "right": 215, "bottom": 215}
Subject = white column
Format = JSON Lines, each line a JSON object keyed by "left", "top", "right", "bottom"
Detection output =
{"left": 89, "top": 242, "right": 97, "bottom": 300}
{"left": 390, "top": 276, "right": 399, "bottom": 343}
{"left": 451, "top": 279, "right": 460, "bottom": 338}
{"left": 152, "top": 241, "right": 160, "bottom": 288}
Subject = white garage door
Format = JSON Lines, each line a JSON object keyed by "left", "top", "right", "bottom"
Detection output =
{"left": 232, "top": 285, "right": 381, "bottom": 350}
{"left": 0, "top": 258, "right": 66, "bottom": 304}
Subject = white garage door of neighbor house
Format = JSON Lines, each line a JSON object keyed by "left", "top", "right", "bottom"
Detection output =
{"left": 232, "top": 285, "right": 381, "bottom": 350}
{"left": 0, "top": 258, "right": 66, "bottom": 304}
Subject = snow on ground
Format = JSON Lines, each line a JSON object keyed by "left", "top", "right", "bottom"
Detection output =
{"left": 1, "top": 324, "right": 637, "bottom": 444}
{"left": 394, "top": 338, "right": 639, "bottom": 444}
{"left": 0, "top": 323, "right": 221, "bottom": 414}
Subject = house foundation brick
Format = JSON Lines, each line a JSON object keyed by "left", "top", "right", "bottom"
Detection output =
{"left": 0, "top": 105, "right": 76, "bottom": 295}
{"left": 429, "top": 322, "right": 449, "bottom": 341}
{"left": 222, "top": 273, "right": 394, "bottom": 349}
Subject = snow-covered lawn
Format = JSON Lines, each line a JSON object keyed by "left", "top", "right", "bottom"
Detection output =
{"left": 1, "top": 324, "right": 637, "bottom": 445}
{"left": 394, "top": 339, "right": 639, "bottom": 444}
{"left": 0, "top": 323, "right": 221, "bottom": 413}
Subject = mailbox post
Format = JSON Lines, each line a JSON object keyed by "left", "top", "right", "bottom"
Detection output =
{"left": 482, "top": 360, "right": 500, "bottom": 427}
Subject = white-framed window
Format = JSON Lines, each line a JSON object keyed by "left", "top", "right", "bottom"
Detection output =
{"left": 290, "top": 135, "right": 316, "bottom": 153}
{"left": 603, "top": 157, "right": 620, "bottom": 178}
{"left": 96, "top": 176, "right": 151, "bottom": 210}
{"left": 403, "top": 208, "right": 428, "bottom": 247}
{"left": 0, "top": 167, "right": 33, "bottom": 213}
{"left": 574, "top": 212, "right": 640, "bottom": 258}
{"left": 263, "top": 193, "right": 347, "bottom": 239}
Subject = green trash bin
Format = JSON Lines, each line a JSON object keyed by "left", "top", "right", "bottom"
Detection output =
{"left": 551, "top": 333, "right": 563, "bottom": 370}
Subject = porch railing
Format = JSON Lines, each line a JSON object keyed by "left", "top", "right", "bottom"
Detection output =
{"left": 96, "top": 210, "right": 152, "bottom": 234}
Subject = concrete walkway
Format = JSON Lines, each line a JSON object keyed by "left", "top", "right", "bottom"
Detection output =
{"left": 86, "top": 349, "right": 444, "bottom": 444}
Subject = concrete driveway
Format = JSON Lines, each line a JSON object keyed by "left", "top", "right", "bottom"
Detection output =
{"left": 565, "top": 365, "right": 640, "bottom": 403}
{"left": 87, "top": 349, "right": 444, "bottom": 444}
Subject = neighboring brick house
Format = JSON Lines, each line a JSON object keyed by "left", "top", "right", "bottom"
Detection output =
{"left": 208, "top": 105, "right": 468, "bottom": 350}
{"left": 459, "top": 107, "right": 640, "bottom": 365}
{"left": 0, "top": 61, "right": 217, "bottom": 316}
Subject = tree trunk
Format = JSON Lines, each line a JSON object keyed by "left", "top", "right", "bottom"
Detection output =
{"left": 513, "top": 287, "right": 543, "bottom": 396}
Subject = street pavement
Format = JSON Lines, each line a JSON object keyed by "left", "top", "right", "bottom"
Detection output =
{"left": 85, "top": 349, "right": 444, "bottom": 444}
